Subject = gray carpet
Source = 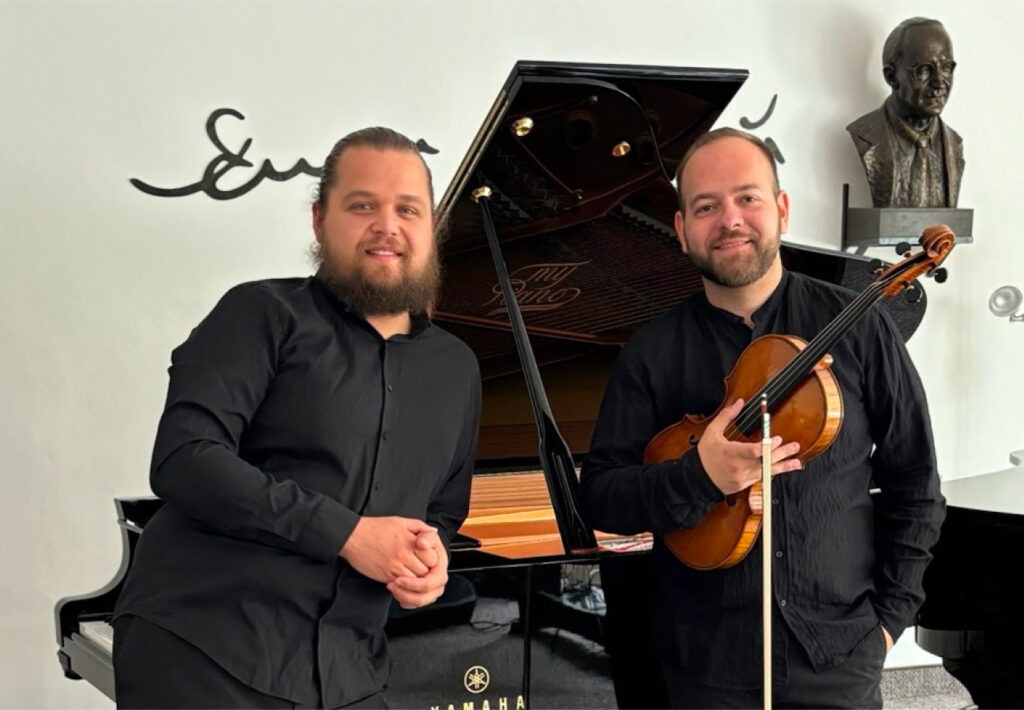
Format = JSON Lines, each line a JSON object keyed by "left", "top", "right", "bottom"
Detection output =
{"left": 387, "top": 597, "right": 974, "bottom": 709}
{"left": 881, "top": 666, "right": 973, "bottom": 709}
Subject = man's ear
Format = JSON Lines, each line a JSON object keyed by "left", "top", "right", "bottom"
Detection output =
{"left": 883, "top": 65, "right": 898, "bottom": 89}
{"left": 776, "top": 189, "right": 790, "bottom": 235}
{"left": 312, "top": 203, "right": 324, "bottom": 243}
{"left": 674, "top": 210, "right": 689, "bottom": 254}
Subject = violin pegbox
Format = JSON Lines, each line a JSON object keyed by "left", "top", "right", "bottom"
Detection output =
{"left": 878, "top": 224, "right": 956, "bottom": 298}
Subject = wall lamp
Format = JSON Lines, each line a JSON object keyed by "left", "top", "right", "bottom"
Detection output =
{"left": 989, "top": 285, "right": 1024, "bottom": 323}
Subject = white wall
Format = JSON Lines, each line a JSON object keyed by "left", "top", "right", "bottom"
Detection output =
{"left": 2, "top": 1, "right": 1021, "bottom": 706}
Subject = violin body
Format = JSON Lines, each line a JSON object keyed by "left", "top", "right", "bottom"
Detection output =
{"left": 641, "top": 224, "right": 955, "bottom": 570}
{"left": 643, "top": 334, "right": 843, "bottom": 570}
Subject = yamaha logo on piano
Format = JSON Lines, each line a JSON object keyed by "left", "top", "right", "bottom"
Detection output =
{"left": 463, "top": 665, "right": 490, "bottom": 693}
{"left": 427, "top": 664, "right": 525, "bottom": 710}
{"left": 484, "top": 261, "right": 591, "bottom": 316}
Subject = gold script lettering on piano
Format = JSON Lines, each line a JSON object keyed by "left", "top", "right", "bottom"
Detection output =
{"left": 484, "top": 261, "right": 591, "bottom": 316}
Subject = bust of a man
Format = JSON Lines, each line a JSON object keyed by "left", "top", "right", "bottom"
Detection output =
{"left": 847, "top": 18, "right": 964, "bottom": 208}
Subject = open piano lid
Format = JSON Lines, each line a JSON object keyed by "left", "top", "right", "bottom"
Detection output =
{"left": 433, "top": 61, "right": 926, "bottom": 463}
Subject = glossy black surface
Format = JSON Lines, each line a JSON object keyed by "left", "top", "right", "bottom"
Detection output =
{"left": 917, "top": 504, "right": 1024, "bottom": 708}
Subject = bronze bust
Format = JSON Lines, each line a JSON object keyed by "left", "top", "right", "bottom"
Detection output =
{"left": 847, "top": 18, "right": 964, "bottom": 208}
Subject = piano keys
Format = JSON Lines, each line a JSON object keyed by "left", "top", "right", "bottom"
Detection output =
{"left": 455, "top": 471, "right": 650, "bottom": 560}
{"left": 55, "top": 497, "right": 161, "bottom": 701}
{"left": 56, "top": 60, "right": 931, "bottom": 706}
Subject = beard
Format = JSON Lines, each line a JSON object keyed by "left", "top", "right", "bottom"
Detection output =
{"left": 684, "top": 222, "right": 781, "bottom": 288}
{"left": 311, "top": 239, "right": 442, "bottom": 317}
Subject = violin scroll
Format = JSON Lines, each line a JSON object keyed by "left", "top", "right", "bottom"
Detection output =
{"left": 921, "top": 224, "right": 956, "bottom": 259}
{"left": 878, "top": 225, "right": 956, "bottom": 298}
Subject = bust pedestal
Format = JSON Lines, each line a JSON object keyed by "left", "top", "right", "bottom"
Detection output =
{"left": 841, "top": 184, "right": 973, "bottom": 251}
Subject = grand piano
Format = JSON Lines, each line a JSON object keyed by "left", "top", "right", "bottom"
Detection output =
{"left": 56, "top": 61, "right": 932, "bottom": 708}
{"left": 916, "top": 448, "right": 1024, "bottom": 709}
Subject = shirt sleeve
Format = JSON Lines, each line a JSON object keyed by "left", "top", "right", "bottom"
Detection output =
{"left": 150, "top": 283, "right": 360, "bottom": 564}
{"left": 864, "top": 310, "right": 946, "bottom": 642}
{"left": 425, "top": 356, "right": 481, "bottom": 552}
{"left": 579, "top": 339, "right": 725, "bottom": 536}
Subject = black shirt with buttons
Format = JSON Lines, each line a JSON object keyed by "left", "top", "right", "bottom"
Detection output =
{"left": 580, "top": 270, "right": 944, "bottom": 689}
{"left": 114, "top": 276, "right": 481, "bottom": 706}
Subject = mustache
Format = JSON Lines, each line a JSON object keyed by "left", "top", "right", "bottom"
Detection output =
{"left": 711, "top": 229, "right": 757, "bottom": 248}
{"left": 361, "top": 237, "right": 405, "bottom": 252}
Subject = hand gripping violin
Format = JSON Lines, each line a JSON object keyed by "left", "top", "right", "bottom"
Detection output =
{"left": 643, "top": 225, "right": 955, "bottom": 570}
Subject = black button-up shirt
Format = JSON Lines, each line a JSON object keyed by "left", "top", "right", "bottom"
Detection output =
{"left": 114, "top": 277, "right": 481, "bottom": 706}
{"left": 580, "top": 270, "right": 944, "bottom": 688}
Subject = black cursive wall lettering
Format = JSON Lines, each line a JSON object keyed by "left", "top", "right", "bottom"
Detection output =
{"left": 739, "top": 94, "right": 785, "bottom": 164}
{"left": 416, "top": 139, "right": 439, "bottom": 154}
{"left": 739, "top": 94, "right": 777, "bottom": 130}
{"left": 131, "top": 108, "right": 439, "bottom": 200}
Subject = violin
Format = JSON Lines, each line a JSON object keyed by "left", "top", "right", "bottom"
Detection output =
{"left": 643, "top": 225, "right": 956, "bottom": 570}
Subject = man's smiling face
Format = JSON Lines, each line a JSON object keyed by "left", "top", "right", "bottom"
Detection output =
{"left": 312, "top": 146, "right": 439, "bottom": 315}
{"left": 675, "top": 136, "right": 788, "bottom": 288}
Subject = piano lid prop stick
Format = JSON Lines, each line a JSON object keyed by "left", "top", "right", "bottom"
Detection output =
{"left": 761, "top": 393, "right": 772, "bottom": 709}
{"left": 470, "top": 185, "right": 596, "bottom": 553}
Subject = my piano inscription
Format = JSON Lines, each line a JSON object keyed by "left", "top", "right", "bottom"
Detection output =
{"left": 484, "top": 261, "right": 591, "bottom": 316}
{"left": 739, "top": 94, "right": 785, "bottom": 165}
{"left": 130, "top": 107, "right": 439, "bottom": 201}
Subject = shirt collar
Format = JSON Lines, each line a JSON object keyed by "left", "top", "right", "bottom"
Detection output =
{"left": 310, "top": 275, "right": 433, "bottom": 340}
{"left": 698, "top": 269, "right": 791, "bottom": 329}
{"left": 751, "top": 268, "right": 790, "bottom": 326}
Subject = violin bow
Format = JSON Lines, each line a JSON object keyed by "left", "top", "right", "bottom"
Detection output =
{"left": 761, "top": 393, "right": 772, "bottom": 709}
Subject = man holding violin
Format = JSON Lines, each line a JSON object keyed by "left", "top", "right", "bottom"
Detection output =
{"left": 580, "top": 127, "right": 945, "bottom": 709}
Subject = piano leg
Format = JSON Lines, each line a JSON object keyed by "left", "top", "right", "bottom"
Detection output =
{"left": 944, "top": 653, "right": 1024, "bottom": 709}
{"left": 600, "top": 554, "right": 669, "bottom": 709}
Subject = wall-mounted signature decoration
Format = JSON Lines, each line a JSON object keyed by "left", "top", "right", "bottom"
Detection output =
{"left": 739, "top": 94, "right": 785, "bottom": 165}
{"left": 130, "top": 108, "right": 439, "bottom": 201}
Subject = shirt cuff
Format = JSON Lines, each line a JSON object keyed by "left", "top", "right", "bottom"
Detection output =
{"left": 296, "top": 497, "right": 361, "bottom": 563}
{"left": 656, "top": 448, "right": 726, "bottom": 530}
{"left": 874, "top": 604, "right": 909, "bottom": 645}
{"left": 678, "top": 447, "right": 727, "bottom": 502}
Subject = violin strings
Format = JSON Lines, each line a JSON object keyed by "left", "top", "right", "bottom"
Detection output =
{"left": 728, "top": 279, "right": 890, "bottom": 437}
{"left": 763, "top": 282, "right": 885, "bottom": 401}
{"left": 751, "top": 284, "right": 880, "bottom": 422}
{"left": 742, "top": 281, "right": 886, "bottom": 428}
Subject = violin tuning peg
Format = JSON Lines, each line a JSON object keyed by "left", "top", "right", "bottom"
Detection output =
{"left": 905, "top": 283, "right": 924, "bottom": 304}
{"left": 869, "top": 258, "right": 885, "bottom": 276}
{"left": 933, "top": 267, "right": 948, "bottom": 284}
{"left": 895, "top": 242, "right": 912, "bottom": 256}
